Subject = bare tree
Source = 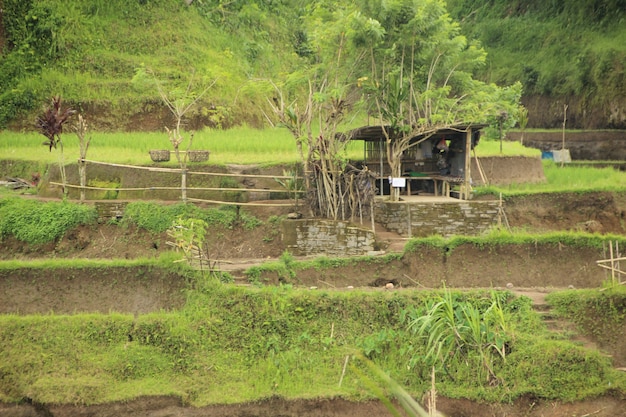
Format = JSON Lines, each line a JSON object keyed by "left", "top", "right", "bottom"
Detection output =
{"left": 153, "top": 71, "right": 217, "bottom": 202}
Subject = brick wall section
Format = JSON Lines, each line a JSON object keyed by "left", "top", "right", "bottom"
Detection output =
{"left": 95, "top": 201, "right": 128, "bottom": 222}
{"left": 281, "top": 219, "right": 378, "bottom": 257}
{"left": 375, "top": 200, "right": 502, "bottom": 237}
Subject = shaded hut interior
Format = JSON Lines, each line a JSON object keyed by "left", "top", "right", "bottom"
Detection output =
{"left": 347, "top": 124, "right": 485, "bottom": 199}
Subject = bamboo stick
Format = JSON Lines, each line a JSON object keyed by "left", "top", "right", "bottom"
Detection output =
{"left": 610, "top": 242, "right": 616, "bottom": 284}
{"left": 596, "top": 256, "right": 626, "bottom": 263}
{"left": 80, "top": 159, "right": 293, "bottom": 179}
{"left": 596, "top": 264, "right": 626, "bottom": 275}
{"left": 49, "top": 182, "right": 304, "bottom": 193}
{"left": 187, "top": 198, "right": 293, "bottom": 207}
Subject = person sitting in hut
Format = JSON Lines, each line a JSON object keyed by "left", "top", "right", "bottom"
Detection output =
{"left": 434, "top": 138, "right": 451, "bottom": 175}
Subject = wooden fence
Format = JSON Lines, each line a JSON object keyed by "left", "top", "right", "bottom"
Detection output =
{"left": 598, "top": 241, "right": 625, "bottom": 289}
{"left": 49, "top": 159, "right": 304, "bottom": 207}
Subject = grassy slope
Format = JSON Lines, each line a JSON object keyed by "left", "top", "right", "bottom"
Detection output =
{"left": 1, "top": 198, "right": 626, "bottom": 406}
{"left": 0, "top": 0, "right": 303, "bottom": 128}
{"left": 1, "top": 0, "right": 625, "bottom": 130}
{"left": 446, "top": 0, "right": 626, "bottom": 101}
{"left": 1, "top": 275, "right": 624, "bottom": 406}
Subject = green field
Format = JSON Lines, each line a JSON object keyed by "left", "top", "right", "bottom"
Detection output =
{"left": 4, "top": 127, "right": 626, "bottom": 197}
{"left": 0, "top": 127, "right": 539, "bottom": 166}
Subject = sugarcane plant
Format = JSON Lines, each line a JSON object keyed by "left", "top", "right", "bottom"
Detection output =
{"left": 406, "top": 288, "right": 510, "bottom": 384}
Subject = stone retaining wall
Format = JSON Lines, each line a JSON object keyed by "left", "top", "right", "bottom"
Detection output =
{"left": 281, "top": 219, "right": 378, "bottom": 257}
{"left": 375, "top": 200, "right": 502, "bottom": 237}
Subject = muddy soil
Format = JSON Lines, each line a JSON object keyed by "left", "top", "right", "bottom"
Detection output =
{"left": 507, "top": 130, "right": 626, "bottom": 160}
{"left": 1, "top": 395, "right": 625, "bottom": 417}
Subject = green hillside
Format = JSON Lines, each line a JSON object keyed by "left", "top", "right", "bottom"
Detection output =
{"left": 446, "top": 0, "right": 626, "bottom": 129}
{"left": 0, "top": 0, "right": 306, "bottom": 130}
{"left": 1, "top": 0, "right": 624, "bottom": 130}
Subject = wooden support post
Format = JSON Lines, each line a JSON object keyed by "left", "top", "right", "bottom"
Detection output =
{"left": 463, "top": 128, "right": 472, "bottom": 200}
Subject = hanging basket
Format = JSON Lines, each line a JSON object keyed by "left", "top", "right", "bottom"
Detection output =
{"left": 149, "top": 150, "right": 170, "bottom": 162}
{"left": 187, "top": 150, "right": 210, "bottom": 162}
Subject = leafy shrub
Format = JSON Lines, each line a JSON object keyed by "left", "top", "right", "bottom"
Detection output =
{"left": 404, "top": 289, "right": 511, "bottom": 383}
{"left": 122, "top": 201, "right": 262, "bottom": 234}
{"left": 502, "top": 339, "right": 613, "bottom": 401}
{"left": 0, "top": 197, "right": 97, "bottom": 244}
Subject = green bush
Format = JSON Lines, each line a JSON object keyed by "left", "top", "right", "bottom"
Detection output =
{"left": 121, "top": 201, "right": 262, "bottom": 234}
{"left": 502, "top": 339, "right": 613, "bottom": 401}
{"left": 1, "top": 285, "right": 623, "bottom": 405}
{"left": 0, "top": 197, "right": 97, "bottom": 244}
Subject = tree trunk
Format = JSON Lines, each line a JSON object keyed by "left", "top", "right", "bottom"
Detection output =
{"left": 79, "top": 161, "right": 86, "bottom": 201}
{"left": 181, "top": 168, "right": 187, "bottom": 203}
{"left": 387, "top": 140, "right": 403, "bottom": 202}
{"left": 58, "top": 141, "right": 67, "bottom": 199}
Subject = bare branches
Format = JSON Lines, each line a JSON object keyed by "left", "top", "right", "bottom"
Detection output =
{"left": 153, "top": 70, "right": 218, "bottom": 133}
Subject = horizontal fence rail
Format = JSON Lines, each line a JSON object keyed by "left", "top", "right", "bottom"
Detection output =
{"left": 80, "top": 159, "right": 295, "bottom": 179}
{"left": 50, "top": 159, "right": 304, "bottom": 206}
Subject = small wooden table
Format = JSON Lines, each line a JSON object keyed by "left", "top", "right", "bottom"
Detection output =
{"left": 404, "top": 176, "right": 449, "bottom": 197}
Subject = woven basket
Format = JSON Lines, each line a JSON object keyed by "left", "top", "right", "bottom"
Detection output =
{"left": 188, "top": 150, "right": 210, "bottom": 162}
{"left": 149, "top": 150, "right": 170, "bottom": 162}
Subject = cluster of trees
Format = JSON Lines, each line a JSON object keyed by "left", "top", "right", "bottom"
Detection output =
{"left": 263, "top": 0, "right": 521, "bottom": 209}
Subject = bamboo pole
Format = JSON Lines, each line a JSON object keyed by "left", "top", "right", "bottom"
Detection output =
{"left": 596, "top": 264, "right": 626, "bottom": 275}
{"left": 472, "top": 148, "right": 488, "bottom": 186}
{"left": 463, "top": 128, "right": 472, "bottom": 200}
{"left": 596, "top": 256, "right": 626, "bottom": 263}
{"left": 80, "top": 159, "right": 294, "bottom": 179}
{"left": 617, "top": 241, "right": 622, "bottom": 283}
{"left": 49, "top": 182, "right": 305, "bottom": 194}
{"left": 610, "top": 241, "right": 616, "bottom": 285}
{"left": 187, "top": 198, "right": 293, "bottom": 207}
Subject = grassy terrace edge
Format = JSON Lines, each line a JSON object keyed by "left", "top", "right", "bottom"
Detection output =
{"left": 2, "top": 236, "right": 626, "bottom": 405}
{"left": 1, "top": 281, "right": 625, "bottom": 406}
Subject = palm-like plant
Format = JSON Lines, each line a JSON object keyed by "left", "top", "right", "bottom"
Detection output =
{"left": 36, "top": 96, "right": 75, "bottom": 197}
{"left": 36, "top": 96, "right": 75, "bottom": 151}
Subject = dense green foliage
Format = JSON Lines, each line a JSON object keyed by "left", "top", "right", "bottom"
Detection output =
{"left": 1, "top": 0, "right": 623, "bottom": 130}
{"left": 0, "top": 284, "right": 623, "bottom": 405}
{"left": 0, "top": 197, "right": 262, "bottom": 243}
{"left": 446, "top": 0, "right": 626, "bottom": 102}
{"left": 122, "top": 201, "right": 262, "bottom": 233}
{"left": 0, "top": 0, "right": 524, "bottom": 132}
{"left": 0, "top": 197, "right": 97, "bottom": 244}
